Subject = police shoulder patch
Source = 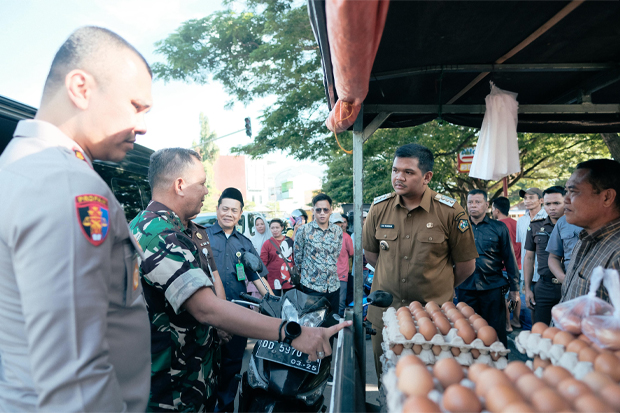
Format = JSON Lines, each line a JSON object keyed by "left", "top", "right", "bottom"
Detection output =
{"left": 373, "top": 192, "right": 395, "bottom": 205}
{"left": 458, "top": 219, "right": 470, "bottom": 233}
{"left": 435, "top": 193, "right": 456, "bottom": 207}
{"left": 75, "top": 194, "right": 109, "bottom": 246}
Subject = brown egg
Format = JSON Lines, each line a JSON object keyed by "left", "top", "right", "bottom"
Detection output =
{"left": 413, "top": 344, "right": 423, "bottom": 354}
{"left": 542, "top": 365, "right": 572, "bottom": 387}
{"left": 490, "top": 351, "right": 500, "bottom": 361}
{"left": 425, "top": 301, "right": 440, "bottom": 314}
{"left": 460, "top": 305, "right": 475, "bottom": 318}
{"left": 399, "top": 319, "right": 416, "bottom": 340}
{"left": 471, "top": 349, "right": 480, "bottom": 359}
{"left": 579, "top": 346, "right": 599, "bottom": 363}
{"left": 402, "top": 396, "right": 441, "bottom": 413}
{"left": 451, "top": 347, "right": 461, "bottom": 357}
{"left": 433, "top": 358, "right": 464, "bottom": 389}
{"left": 485, "top": 384, "right": 523, "bottom": 413}
{"left": 516, "top": 374, "right": 548, "bottom": 399}
{"left": 504, "top": 361, "right": 532, "bottom": 383}
{"left": 501, "top": 402, "right": 535, "bottom": 413}
{"left": 531, "top": 322, "right": 548, "bottom": 335}
{"left": 456, "top": 301, "right": 468, "bottom": 310}
{"left": 566, "top": 338, "right": 590, "bottom": 354}
{"left": 578, "top": 333, "right": 593, "bottom": 345}
{"left": 434, "top": 316, "right": 452, "bottom": 335}
{"left": 599, "top": 384, "right": 620, "bottom": 411}
{"left": 582, "top": 371, "right": 614, "bottom": 392}
{"left": 455, "top": 318, "right": 476, "bottom": 344}
{"left": 397, "top": 306, "right": 412, "bottom": 316}
{"left": 553, "top": 331, "right": 576, "bottom": 347}
{"left": 409, "top": 301, "right": 423, "bottom": 311}
{"left": 392, "top": 344, "right": 404, "bottom": 355}
{"left": 595, "top": 352, "right": 620, "bottom": 381}
{"left": 432, "top": 345, "right": 442, "bottom": 356}
{"left": 396, "top": 354, "right": 424, "bottom": 377}
{"left": 472, "top": 317, "right": 489, "bottom": 332}
{"left": 477, "top": 325, "right": 498, "bottom": 346}
{"left": 418, "top": 318, "right": 438, "bottom": 340}
{"left": 469, "top": 313, "right": 482, "bottom": 323}
{"left": 532, "top": 356, "right": 552, "bottom": 370}
{"left": 442, "top": 384, "right": 482, "bottom": 413}
{"left": 467, "top": 363, "right": 489, "bottom": 382}
{"left": 447, "top": 308, "right": 462, "bottom": 321}
{"left": 442, "top": 301, "right": 456, "bottom": 312}
{"left": 542, "top": 326, "right": 561, "bottom": 340}
{"left": 398, "top": 365, "right": 434, "bottom": 397}
{"left": 414, "top": 309, "right": 431, "bottom": 321}
{"left": 530, "top": 387, "right": 571, "bottom": 412}
{"left": 556, "top": 377, "right": 592, "bottom": 402}
{"left": 573, "top": 393, "right": 614, "bottom": 412}
{"left": 397, "top": 312, "right": 414, "bottom": 323}
{"left": 475, "top": 369, "right": 511, "bottom": 398}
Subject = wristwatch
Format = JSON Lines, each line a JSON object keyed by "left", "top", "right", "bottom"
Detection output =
{"left": 283, "top": 321, "right": 302, "bottom": 345}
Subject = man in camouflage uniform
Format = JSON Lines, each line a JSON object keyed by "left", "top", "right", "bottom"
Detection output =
{"left": 131, "top": 148, "right": 226, "bottom": 411}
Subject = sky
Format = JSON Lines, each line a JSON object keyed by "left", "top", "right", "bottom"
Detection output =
{"left": 0, "top": 0, "right": 325, "bottom": 175}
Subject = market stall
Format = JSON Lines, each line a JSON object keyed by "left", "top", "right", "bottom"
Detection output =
{"left": 308, "top": 0, "right": 620, "bottom": 410}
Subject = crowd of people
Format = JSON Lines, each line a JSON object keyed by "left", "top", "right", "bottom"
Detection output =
{"left": 1, "top": 25, "right": 620, "bottom": 413}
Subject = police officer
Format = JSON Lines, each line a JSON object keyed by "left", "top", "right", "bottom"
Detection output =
{"left": 0, "top": 27, "right": 152, "bottom": 411}
{"left": 363, "top": 143, "right": 478, "bottom": 380}
{"left": 524, "top": 186, "right": 566, "bottom": 325}
{"left": 206, "top": 188, "right": 274, "bottom": 412}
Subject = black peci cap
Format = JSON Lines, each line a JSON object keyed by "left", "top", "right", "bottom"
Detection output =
{"left": 219, "top": 187, "right": 244, "bottom": 208}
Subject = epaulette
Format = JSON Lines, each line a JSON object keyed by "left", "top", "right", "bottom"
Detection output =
{"left": 373, "top": 192, "right": 396, "bottom": 205}
{"left": 434, "top": 193, "right": 456, "bottom": 208}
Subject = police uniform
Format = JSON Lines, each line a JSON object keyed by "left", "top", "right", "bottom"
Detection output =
{"left": 362, "top": 189, "right": 478, "bottom": 378}
{"left": 525, "top": 215, "right": 560, "bottom": 325}
{"left": 0, "top": 120, "right": 150, "bottom": 411}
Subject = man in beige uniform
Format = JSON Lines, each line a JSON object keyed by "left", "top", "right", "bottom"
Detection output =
{"left": 363, "top": 143, "right": 478, "bottom": 379}
{"left": 0, "top": 27, "right": 153, "bottom": 411}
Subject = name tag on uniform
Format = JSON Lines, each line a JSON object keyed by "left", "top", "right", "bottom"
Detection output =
{"left": 236, "top": 263, "right": 246, "bottom": 281}
{"left": 380, "top": 224, "right": 394, "bottom": 228}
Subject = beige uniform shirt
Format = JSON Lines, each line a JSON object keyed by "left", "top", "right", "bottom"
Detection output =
{"left": 364, "top": 188, "right": 478, "bottom": 326}
{"left": 0, "top": 120, "right": 150, "bottom": 411}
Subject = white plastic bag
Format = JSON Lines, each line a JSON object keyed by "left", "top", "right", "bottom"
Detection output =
{"left": 582, "top": 269, "right": 620, "bottom": 350}
{"left": 469, "top": 82, "right": 521, "bottom": 181}
{"left": 551, "top": 267, "right": 613, "bottom": 334}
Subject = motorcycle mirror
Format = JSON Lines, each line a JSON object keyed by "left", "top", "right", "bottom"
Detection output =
{"left": 367, "top": 290, "right": 393, "bottom": 308}
{"left": 241, "top": 252, "right": 264, "bottom": 273}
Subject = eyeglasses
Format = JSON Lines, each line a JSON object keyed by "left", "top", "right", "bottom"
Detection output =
{"left": 314, "top": 208, "right": 330, "bottom": 214}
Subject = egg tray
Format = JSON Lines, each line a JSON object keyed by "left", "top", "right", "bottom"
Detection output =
{"left": 380, "top": 349, "right": 478, "bottom": 413}
{"left": 514, "top": 330, "right": 594, "bottom": 380}
{"left": 382, "top": 307, "right": 510, "bottom": 368}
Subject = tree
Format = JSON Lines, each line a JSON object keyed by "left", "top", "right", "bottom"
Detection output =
{"left": 322, "top": 121, "right": 610, "bottom": 206}
{"left": 192, "top": 113, "right": 220, "bottom": 211}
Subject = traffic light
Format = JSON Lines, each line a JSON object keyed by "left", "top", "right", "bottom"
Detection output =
{"left": 244, "top": 117, "right": 252, "bottom": 137}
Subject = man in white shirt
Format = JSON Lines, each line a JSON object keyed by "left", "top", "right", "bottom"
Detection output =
{"left": 515, "top": 187, "right": 547, "bottom": 328}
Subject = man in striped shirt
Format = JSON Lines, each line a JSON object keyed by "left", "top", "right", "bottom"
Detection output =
{"left": 561, "top": 159, "right": 620, "bottom": 303}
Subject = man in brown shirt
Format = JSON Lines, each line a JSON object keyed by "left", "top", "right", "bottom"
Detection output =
{"left": 363, "top": 143, "right": 478, "bottom": 379}
{"left": 561, "top": 159, "right": 620, "bottom": 303}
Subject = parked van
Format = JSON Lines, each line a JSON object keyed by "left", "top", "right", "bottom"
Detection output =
{"left": 193, "top": 211, "right": 267, "bottom": 238}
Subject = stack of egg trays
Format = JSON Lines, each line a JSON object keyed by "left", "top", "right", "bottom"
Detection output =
{"left": 514, "top": 330, "right": 594, "bottom": 379}
{"left": 382, "top": 307, "right": 510, "bottom": 369}
{"left": 380, "top": 345, "right": 478, "bottom": 413}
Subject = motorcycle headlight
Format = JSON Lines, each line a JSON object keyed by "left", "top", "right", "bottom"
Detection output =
{"left": 281, "top": 298, "right": 299, "bottom": 322}
{"left": 296, "top": 379, "right": 327, "bottom": 405}
{"left": 299, "top": 309, "right": 326, "bottom": 327}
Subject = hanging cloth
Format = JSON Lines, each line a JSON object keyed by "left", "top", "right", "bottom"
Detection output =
{"left": 469, "top": 82, "right": 521, "bottom": 181}
{"left": 325, "top": 0, "right": 390, "bottom": 134}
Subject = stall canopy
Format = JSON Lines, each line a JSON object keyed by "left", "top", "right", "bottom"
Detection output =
{"left": 310, "top": 0, "right": 620, "bottom": 134}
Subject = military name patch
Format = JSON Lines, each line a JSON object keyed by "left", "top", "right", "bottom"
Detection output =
{"left": 380, "top": 224, "right": 394, "bottom": 228}
{"left": 75, "top": 194, "right": 109, "bottom": 246}
{"left": 458, "top": 219, "right": 470, "bottom": 233}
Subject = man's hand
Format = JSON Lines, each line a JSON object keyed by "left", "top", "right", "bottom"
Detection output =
{"left": 509, "top": 291, "right": 519, "bottom": 303}
{"left": 216, "top": 328, "right": 232, "bottom": 344}
{"left": 291, "top": 320, "right": 352, "bottom": 362}
{"left": 525, "top": 289, "right": 536, "bottom": 310}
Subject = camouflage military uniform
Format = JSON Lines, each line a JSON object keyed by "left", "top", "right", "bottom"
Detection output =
{"left": 130, "top": 201, "right": 220, "bottom": 412}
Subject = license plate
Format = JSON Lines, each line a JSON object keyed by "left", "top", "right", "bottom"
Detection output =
{"left": 255, "top": 340, "right": 321, "bottom": 374}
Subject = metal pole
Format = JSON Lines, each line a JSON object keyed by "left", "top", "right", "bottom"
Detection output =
{"left": 352, "top": 105, "right": 365, "bottom": 399}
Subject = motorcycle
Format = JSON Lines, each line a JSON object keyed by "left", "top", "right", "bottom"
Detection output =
{"left": 234, "top": 253, "right": 392, "bottom": 412}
